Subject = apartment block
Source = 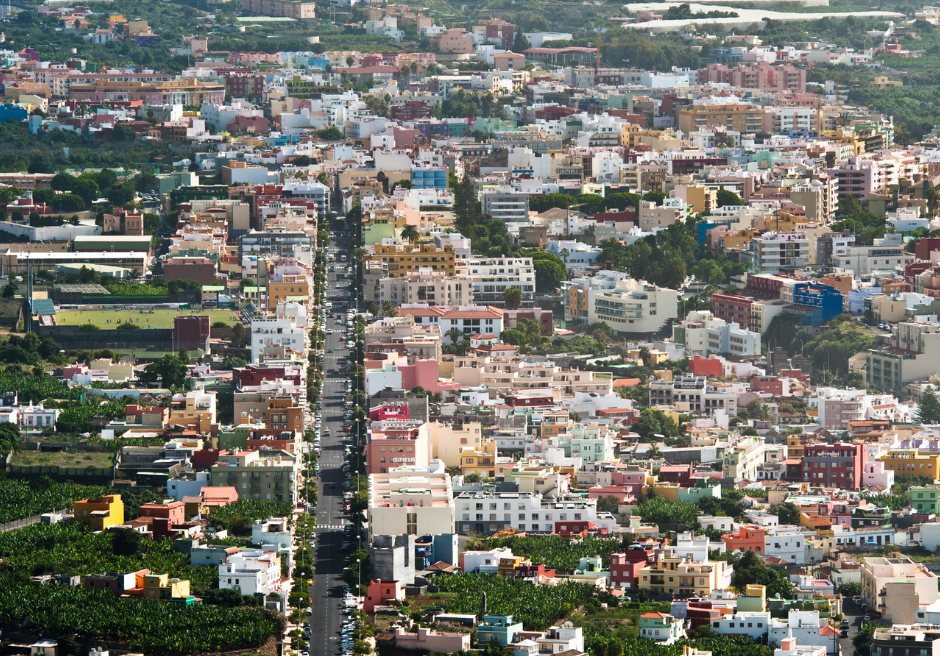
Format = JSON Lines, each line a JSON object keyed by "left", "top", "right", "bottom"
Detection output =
{"left": 379, "top": 267, "right": 474, "bottom": 307}
{"left": 368, "top": 466, "right": 455, "bottom": 539}
{"left": 209, "top": 450, "right": 298, "bottom": 504}
{"left": 368, "top": 243, "right": 457, "bottom": 278}
{"left": 677, "top": 103, "right": 766, "bottom": 135}
{"left": 462, "top": 256, "right": 536, "bottom": 308}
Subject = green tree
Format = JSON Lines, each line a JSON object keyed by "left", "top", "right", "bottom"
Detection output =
{"left": 511, "top": 30, "right": 531, "bottom": 53}
{"left": 107, "top": 181, "right": 135, "bottom": 207}
{"left": 400, "top": 225, "right": 419, "bottom": 245}
{"left": 503, "top": 286, "right": 523, "bottom": 310}
{"left": 773, "top": 502, "right": 800, "bottom": 525}
{"left": 916, "top": 388, "right": 940, "bottom": 424}
{"left": 716, "top": 189, "right": 744, "bottom": 207}
{"left": 316, "top": 126, "right": 344, "bottom": 140}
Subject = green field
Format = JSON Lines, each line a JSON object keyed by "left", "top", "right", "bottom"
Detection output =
{"left": 54, "top": 308, "right": 239, "bottom": 330}
{"left": 11, "top": 450, "right": 113, "bottom": 469}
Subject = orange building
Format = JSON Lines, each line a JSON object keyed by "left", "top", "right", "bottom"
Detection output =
{"left": 73, "top": 494, "right": 125, "bottom": 530}
{"left": 720, "top": 525, "right": 767, "bottom": 554}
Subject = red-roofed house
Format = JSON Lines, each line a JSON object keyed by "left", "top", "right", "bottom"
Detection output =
{"left": 201, "top": 486, "right": 238, "bottom": 508}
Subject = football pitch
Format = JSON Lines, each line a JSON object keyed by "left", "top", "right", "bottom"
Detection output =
{"left": 54, "top": 308, "right": 240, "bottom": 329}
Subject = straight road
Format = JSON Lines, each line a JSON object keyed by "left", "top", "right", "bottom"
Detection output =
{"left": 308, "top": 235, "right": 354, "bottom": 656}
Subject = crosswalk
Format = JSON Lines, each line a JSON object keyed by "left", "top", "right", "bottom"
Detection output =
{"left": 313, "top": 524, "right": 348, "bottom": 530}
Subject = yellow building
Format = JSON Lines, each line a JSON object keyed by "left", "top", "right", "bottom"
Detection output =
{"left": 267, "top": 277, "right": 310, "bottom": 309}
{"left": 677, "top": 103, "right": 766, "bottom": 135}
{"left": 638, "top": 554, "right": 733, "bottom": 597}
{"left": 673, "top": 184, "right": 717, "bottom": 215}
{"left": 73, "top": 494, "right": 125, "bottom": 530}
{"left": 367, "top": 243, "right": 456, "bottom": 278}
{"left": 787, "top": 434, "right": 806, "bottom": 459}
{"left": 497, "top": 555, "right": 529, "bottom": 577}
{"left": 877, "top": 449, "right": 940, "bottom": 482}
{"left": 460, "top": 440, "right": 500, "bottom": 478}
{"left": 142, "top": 572, "right": 192, "bottom": 601}
{"left": 653, "top": 482, "right": 680, "bottom": 501}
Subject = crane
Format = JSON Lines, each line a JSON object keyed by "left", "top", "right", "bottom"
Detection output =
{"left": 588, "top": 42, "right": 625, "bottom": 87}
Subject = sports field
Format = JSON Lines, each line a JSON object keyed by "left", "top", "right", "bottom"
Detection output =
{"left": 54, "top": 308, "right": 240, "bottom": 330}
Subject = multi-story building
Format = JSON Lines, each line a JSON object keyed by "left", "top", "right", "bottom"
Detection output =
{"left": 250, "top": 302, "right": 307, "bottom": 362}
{"left": 876, "top": 449, "right": 940, "bottom": 482}
{"left": 209, "top": 450, "right": 298, "bottom": 505}
{"left": 68, "top": 79, "right": 225, "bottom": 105}
{"left": 637, "top": 553, "right": 733, "bottom": 598}
{"left": 239, "top": 0, "right": 315, "bottom": 19}
{"left": 800, "top": 442, "right": 865, "bottom": 490}
{"left": 677, "top": 102, "right": 766, "bottom": 135}
{"left": 368, "top": 466, "right": 455, "bottom": 539}
{"left": 723, "top": 437, "right": 774, "bottom": 482}
{"left": 672, "top": 312, "right": 762, "bottom": 359}
{"left": 568, "top": 276, "right": 680, "bottom": 335}
{"left": 453, "top": 491, "right": 616, "bottom": 535}
{"left": 462, "top": 256, "right": 536, "bottom": 308}
{"left": 861, "top": 555, "right": 939, "bottom": 623}
{"left": 852, "top": 321, "right": 940, "bottom": 391}
{"left": 366, "top": 420, "right": 431, "bottom": 474}
{"left": 909, "top": 485, "right": 940, "bottom": 514}
{"left": 73, "top": 494, "right": 125, "bottom": 530}
{"left": 711, "top": 294, "right": 789, "bottom": 334}
{"left": 833, "top": 234, "right": 912, "bottom": 275}
{"left": 697, "top": 62, "right": 806, "bottom": 92}
{"left": 368, "top": 243, "right": 457, "bottom": 278}
{"left": 649, "top": 376, "right": 738, "bottom": 417}
{"left": 872, "top": 626, "right": 940, "bottom": 656}
{"left": 219, "top": 549, "right": 282, "bottom": 596}
{"left": 752, "top": 232, "right": 810, "bottom": 274}
{"left": 638, "top": 613, "right": 686, "bottom": 645}
{"left": 481, "top": 188, "right": 530, "bottom": 221}
{"left": 379, "top": 268, "right": 475, "bottom": 307}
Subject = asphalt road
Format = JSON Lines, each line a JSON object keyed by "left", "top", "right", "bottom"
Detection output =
{"left": 308, "top": 238, "right": 355, "bottom": 656}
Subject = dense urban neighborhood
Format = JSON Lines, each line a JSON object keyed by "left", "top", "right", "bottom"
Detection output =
{"left": 6, "top": 0, "right": 940, "bottom": 655}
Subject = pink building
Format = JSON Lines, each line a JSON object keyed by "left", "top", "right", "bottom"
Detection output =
{"left": 365, "top": 579, "right": 405, "bottom": 613}
{"left": 587, "top": 485, "right": 636, "bottom": 503}
{"left": 370, "top": 403, "right": 410, "bottom": 421}
{"left": 365, "top": 423, "right": 430, "bottom": 474}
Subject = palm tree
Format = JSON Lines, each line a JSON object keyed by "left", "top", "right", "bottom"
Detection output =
{"left": 503, "top": 286, "right": 522, "bottom": 310}
{"left": 560, "top": 247, "right": 570, "bottom": 266}
{"left": 400, "top": 225, "right": 419, "bottom": 245}
{"left": 446, "top": 328, "right": 464, "bottom": 345}
{"left": 382, "top": 300, "right": 397, "bottom": 317}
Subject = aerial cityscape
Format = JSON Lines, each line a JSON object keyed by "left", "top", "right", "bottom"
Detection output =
{"left": 3, "top": 0, "right": 940, "bottom": 655}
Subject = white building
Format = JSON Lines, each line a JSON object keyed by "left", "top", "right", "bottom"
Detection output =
{"left": 673, "top": 310, "right": 761, "bottom": 359}
{"left": 251, "top": 517, "right": 292, "bottom": 549}
{"left": 574, "top": 276, "right": 679, "bottom": 335}
{"left": 768, "top": 611, "right": 836, "bottom": 655}
{"left": 368, "top": 466, "right": 455, "bottom": 540}
{"left": 379, "top": 267, "right": 475, "bottom": 307}
{"left": 250, "top": 301, "right": 307, "bottom": 362}
{"left": 19, "top": 401, "right": 59, "bottom": 430}
{"left": 462, "top": 547, "right": 515, "bottom": 573}
{"left": 833, "top": 234, "right": 912, "bottom": 275}
{"left": 764, "top": 526, "right": 809, "bottom": 564}
{"left": 454, "top": 491, "right": 617, "bottom": 535}
{"left": 462, "top": 256, "right": 536, "bottom": 308}
{"left": 753, "top": 232, "right": 810, "bottom": 273}
{"left": 219, "top": 549, "right": 282, "bottom": 596}
{"left": 710, "top": 611, "right": 771, "bottom": 641}
{"left": 481, "top": 188, "right": 530, "bottom": 222}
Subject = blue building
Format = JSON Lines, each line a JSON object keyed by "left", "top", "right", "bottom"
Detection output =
{"left": 411, "top": 168, "right": 447, "bottom": 190}
{"left": 478, "top": 615, "right": 524, "bottom": 646}
{"left": 791, "top": 282, "right": 844, "bottom": 325}
{"left": 0, "top": 104, "right": 29, "bottom": 123}
{"left": 696, "top": 221, "right": 731, "bottom": 247}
